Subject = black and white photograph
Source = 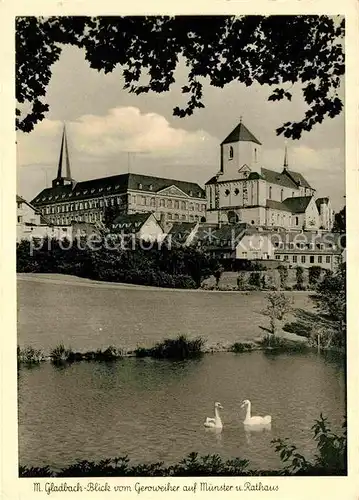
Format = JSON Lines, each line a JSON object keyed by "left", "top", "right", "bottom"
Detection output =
{"left": 3, "top": 10, "right": 356, "bottom": 494}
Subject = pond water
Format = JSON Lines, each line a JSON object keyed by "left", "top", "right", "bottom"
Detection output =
{"left": 18, "top": 351, "right": 345, "bottom": 472}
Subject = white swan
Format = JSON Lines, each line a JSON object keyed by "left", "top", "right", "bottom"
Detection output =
{"left": 241, "top": 399, "right": 271, "bottom": 426}
{"left": 204, "top": 402, "right": 223, "bottom": 429}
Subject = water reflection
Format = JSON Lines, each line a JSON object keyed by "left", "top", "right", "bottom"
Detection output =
{"left": 204, "top": 427, "right": 223, "bottom": 444}
{"left": 244, "top": 424, "right": 272, "bottom": 445}
{"left": 18, "top": 351, "right": 346, "bottom": 471}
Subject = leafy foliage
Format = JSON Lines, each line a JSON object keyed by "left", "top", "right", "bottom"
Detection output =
{"left": 17, "top": 346, "right": 44, "bottom": 365}
{"left": 248, "top": 271, "right": 261, "bottom": 288}
{"left": 230, "top": 342, "right": 254, "bottom": 353}
{"left": 263, "top": 291, "right": 293, "bottom": 335}
{"left": 314, "top": 264, "right": 346, "bottom": 346}
{"left": 332, "top": 206, "right": 346, "bottom": 234}
{"left": 272, "top": 414, "right": 346, "bottom": 475}
{"left": 277, "top": 265, "right": 289, "bottom": 289}
{"left": 257, "top": 334, "right": 308, "bottom": 353}
{"left": 103, "top": 205, "right": 121, "bottom": 228}
{"left": 135, "top": 335, "right": 205, "bottom": 360}
{"left": 308, "top": 266, "right": 322, "bottom": 287}
{"left": 283, "top": 321, "right": 312, "bottom": 338}
{"left": 265, "top": 291, "right": 293, "bottom": 321}
{"left": 295, "top": 266, "right": 305, "bottom": 290}
{"left": 16, "top": 16, "right": 344, "bottom": 138}
{"left": 16, "top": 237, "right": 218, "bottom": 289}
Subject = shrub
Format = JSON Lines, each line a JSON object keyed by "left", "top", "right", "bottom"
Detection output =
{"left": 257, "top": 334, "right": 308, "bottom": 353}
{"left": 283, "top": 322, "right": 312, "bottom": 338}
{"left": 149, "top": 335, "right": 205, "bottom": 360}
{"left": 17, "top": 346, "right": 44, "bottom": 365}
{"left": 134, "top": 347, "right": 151, "bottom": 358}
{"left": 230, "top": 342, "right": 254, "bottom": 353}
{"left": 272, "top": 415, "right": 346, "bottom": 475}
{"left": 309, "top": 266, "right": 322, "bottom": 287}
{"left": 172, "top": 275, "right": 197, "bottom": 289}
{"left": 277, "top": 265, "right": 289, "bottom": 289}
{"left": 296, "top": 266, "right": 304, "bottom": 289}
{"left": 93, "top": 346, "right": 122, "bottom": 361}
{"left": 248, "top": 272, "right": 261, "bottom": 288}
{"left": 236, "top": 272, "right": 246, "bottom": 290}
{"left": 50, "top": 343, "right": 73, "bottom": 364}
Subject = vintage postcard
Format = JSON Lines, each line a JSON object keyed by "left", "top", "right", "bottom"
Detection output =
{"left": 1, "top": 1, "right": 358, "bottom": 499}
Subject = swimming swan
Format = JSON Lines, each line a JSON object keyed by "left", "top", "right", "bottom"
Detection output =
{"left": 204, "top": 402, "right": 223, "bottom": 429}
{"left": 241, "top": 399, "right": 271, "bottom": 426}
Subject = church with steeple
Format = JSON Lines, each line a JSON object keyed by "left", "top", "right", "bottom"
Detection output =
{"left": 205, "top": 121, "right": 333, "bottom": 231}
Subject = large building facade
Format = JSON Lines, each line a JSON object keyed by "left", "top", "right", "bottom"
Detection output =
{"left": 205, "top": 121, "right": 334, "bottom": 231}
{"left": 31, "top": 126, "right": 207, "bottom": 226}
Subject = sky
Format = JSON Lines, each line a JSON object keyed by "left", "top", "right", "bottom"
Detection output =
{"left": 16, "top": 43, "right": 345, "bottom": 211}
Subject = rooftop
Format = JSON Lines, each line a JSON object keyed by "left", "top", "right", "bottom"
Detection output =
{"left": 32, "top": 173, "right": 206, "bottom": 206}
{"left": 282, "top": 196, "right": 313, "bottom": 214}
{"left": 221, "top": 122, "right": 262, "bottom": 146}
{"left": 111, "top": 212, "right": 154, "bottom": 232}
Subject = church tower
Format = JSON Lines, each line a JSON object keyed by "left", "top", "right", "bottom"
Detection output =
{"left": 52, "top": 124, "right": 76, "bottom": 188}
{"left": 219, "top": 120, "right": 262, "bottom": 181}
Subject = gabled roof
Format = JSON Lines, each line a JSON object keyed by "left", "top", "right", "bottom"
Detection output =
{"left": 261, "top": 168, "right": 298, "bottom": 189}
{"left": 192, "top": 223, "right": 248, "bottom": 249}
{"left": 282, "top": 196, "right": 313, "bottom": 214}
{"left": 270, "top": 230, "right": 343, "bottom": 253}
{"left": 266, "top": 199, "right": 292, "bottom": 212}
{"left": 17, "top": 194, "right": 41, "bottom": 214}
{"left": 167, "top": 222, "right": 198, "bottom": 245}
{"left": 111, "top": 212, "right": 154, "bottom": 232}
{"left": 32, "top": 173, "right": 205, "bottom": 206}
{"left": 221, "top": 122, "right": 262, "bottom": 146}
{"left": 205, "top": 171, "right": 264, "bottom": 185}
{"left": 285, "top": 170, "right": 312, "bottom": 189}
{"left": 205, "top": 175, "right": 220, "bottom": 186}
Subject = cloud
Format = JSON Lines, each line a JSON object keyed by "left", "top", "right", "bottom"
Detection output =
{"left": 17, "top": 106, "right": 344, "bottom": 211}
{"left": 16, "top": 106, "right": 219, "bottom": 201}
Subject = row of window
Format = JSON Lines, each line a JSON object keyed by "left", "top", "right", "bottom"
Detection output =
{"left": 134, "top": 196, "right": 205, "bottom": 211}
{"left": 40, "top": 196, "right": 206, "bottom": 216}
{"left": 275, "top": 242, "right": 334, "bottom": 250}
{"left": 167, "top": 213, "right": 201, "bottom": 222}
{"left": 48, "top": 213, "right": 103, "bottom": 225}
{"left": 276, "top": 254, "right": 331, "bottom": 264}
{"left": 48, "top": 211, "right": 202, "bottom": 226}
{"left": 241, "top": 252, "right": 269, "bottom": 259}
{"left": 137, "top": 183, "right": 202, "bottom": 198}
{"left": 41, "top": 197, "right": 119, "bottom": 215}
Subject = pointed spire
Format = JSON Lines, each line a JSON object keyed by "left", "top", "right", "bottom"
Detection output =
{"left": 56, "top": 126, "right": 66, "bottom": 179}
{"left": 64, "top": 126, "right": 72, "bottom": 180}
{"left": 53, "top": 124, "right": 75, "bottom": 188}
{"left": 283, "top": 141, "right": 289, "bottom": 170}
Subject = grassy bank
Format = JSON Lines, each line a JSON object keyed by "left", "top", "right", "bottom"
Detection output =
{"left": 18, "top": 331, "right": 342, "bottom": 369}
{"left": 18, "top": 274, "right": 317, "bottom": 352}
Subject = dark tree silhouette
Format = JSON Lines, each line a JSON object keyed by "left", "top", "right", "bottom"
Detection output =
{"left": 16, "top": 16, "right": 344, "bottom": 137}
{"left": 332, "top": 206, "right": 346, "bottom": 233}
{"left": 103, "top": 205, "right": 120, "bottom": 228}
